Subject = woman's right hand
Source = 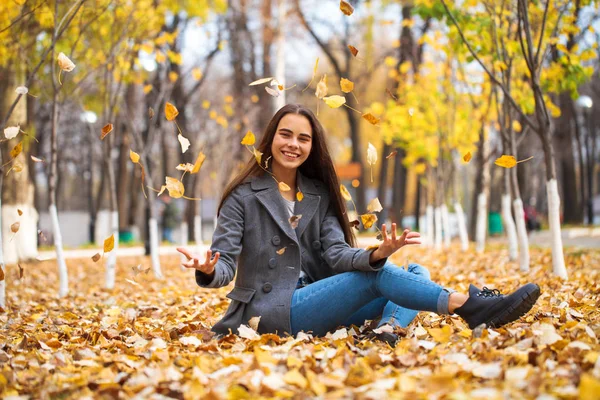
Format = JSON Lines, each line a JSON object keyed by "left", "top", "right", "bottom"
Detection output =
{"left": 177, "top": 247, "right": 220, "bottom": 275}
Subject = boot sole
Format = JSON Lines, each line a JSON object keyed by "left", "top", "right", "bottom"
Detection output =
{"left": 486, "top": 284, "right": 541, "bottom": 329}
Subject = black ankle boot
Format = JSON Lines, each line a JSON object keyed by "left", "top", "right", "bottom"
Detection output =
{"left": 367, "top": 331, "right": 399, "bottom": 347}
{"left": 454, "top": 283, "right": 541, "bottom": 329}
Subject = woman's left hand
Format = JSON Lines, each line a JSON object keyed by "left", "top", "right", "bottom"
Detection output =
{"left": 373, "top": 223, "right": 421, "bottom": 259}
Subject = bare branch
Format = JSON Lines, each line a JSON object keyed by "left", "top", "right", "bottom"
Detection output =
{"left": 0, "top": 1, "right": 45, "bottom": 34}
{"left": 534, "top": 0, "right": 551, "bottom": 65}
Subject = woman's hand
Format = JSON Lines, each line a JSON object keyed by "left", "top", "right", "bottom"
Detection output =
{"left": 372, "top": 223, "right": 421, "bottom": 260}
{"left": 177, "top": 247, "right": 220, "bottom": 276}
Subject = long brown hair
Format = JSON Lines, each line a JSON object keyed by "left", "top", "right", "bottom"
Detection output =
{"left": 218, "top": 104, "right": 357, "bottom": 247}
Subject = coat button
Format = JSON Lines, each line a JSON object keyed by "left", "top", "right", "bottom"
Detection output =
{"left": 271, "top": 235, "right": 281, "bottom": 246}
{"left": 268, "top": 258, "right": 277, "bottom": 269}
{"left": 312, "top": 240, "right": 321, "bottom": 249}
{"left": 262, "top": 283, "right": 273, "bottom": 293}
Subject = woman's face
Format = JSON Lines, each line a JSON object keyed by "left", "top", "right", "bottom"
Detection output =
{"left": 270, "top": 113, "right": 313, "bottom": 172}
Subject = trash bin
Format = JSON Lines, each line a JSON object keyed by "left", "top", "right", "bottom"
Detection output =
{"left": 119, "top": 230, "right": 134, "bottom": 244}
{"left": 488, "top": 212, "right": 504, "bottom": 236}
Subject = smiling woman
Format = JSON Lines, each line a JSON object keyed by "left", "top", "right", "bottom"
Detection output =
{"left": 176, "top": 104, "right": 541, "bottom": 347}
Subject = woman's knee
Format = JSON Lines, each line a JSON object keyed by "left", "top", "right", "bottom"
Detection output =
{"left": 407, "top": 263, "right": 431, "bottom": 280}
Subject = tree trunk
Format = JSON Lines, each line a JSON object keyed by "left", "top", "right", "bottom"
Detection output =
{"left": 391, "top": 148, "right": 407, "bottom": 226}
{"left": 345, "top": 106, "right": 366, "bottom": 213}
{"left": 144, "top": 157, "right": 162, "bottom": 277}
{"left": 510, "top": 130, "right": 530, "bottom": 272}
{"left": 274, "top": 0, "right": 286, "bottom": 110}
{"left": 104, "top": 133, "right": 119, "bottom": 289}
{"left": 501, "top": 192, "right": 518, "bottom": 261}
{"left": 376, "top": 142, "right": 392, "bottom": 229}
{"left": 116, "top": 123, "right": 131, "bottom": 230}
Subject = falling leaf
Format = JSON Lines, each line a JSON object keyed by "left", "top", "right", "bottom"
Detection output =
{"left": 165, "top": 102, "right": 179, "bottom": 121}
{"left": 158, "top": 177, "right": 185, "bottom": 198}
{"left": 296, "top": 191, "right": 304, "bottom": 202}
{"left": 248, "top": 316, "right": 261, "bottom": 331}
{"left": 192, "top": 68, "right": 203, "bottom": 81}
{"left": 4, "top": 126, "right": 20, "bottom": 139}
{"left": 254, "top": 148, "right": 263, "bottom": 165}
{"left": 238, "top": 324, "right": 261, "bottom": 340}
{"left": 17, "top": 209, "right": 23, "bottom": 216}
{"left": 241, "top": 131, "right": 255, "bottom": 146}
{"left": 386, "top": 150, "right": 397, "bottom": 159}
{"left": 125, "top": 278, "right": 140, "bottom": 286}
{"left": 0, "top": 266, "right": 3, "bottom": 282}
{"left": 249, "top": 77, "right": 275, "bottom": 86}
{"left": 30, "top": 155, "right": 44, "bottom": 163}
{"left": 367, "top": 142, "right": 377, "bottom": 166}
{"left": 323, "top": 95, "right": 346, "bottom": 108}
{"left": 350, "top": 219, "right": 360, "bottom": 230}
{"left": 148, "top": 107, "right": 155, "bottom": 120}
{"left": 340, "top": 0, "right": 354, "bottom": 16}
{"left": 495, "top": 155, "right": 534, "bottom": 168}
{"left": 315, "top": 75, "right": 328, "bottom": 99}
{"left": 11, "top": 222, "right": 20, "bottom": 233}
{"left": 367, "top": 197, "right": 383, "bottom": 213}
{"left": 276, "top": 247, "right": 286, "bottom": 255}
{"left": 104, "top": 234, "right": 115, "bottom": 253}
{"left": 100, "top": 124, "right": 113, "bottom": 140}
{"left": 168, "top": 71, "right": 178, "bottom": 83}
{"left": 340, "top": 78, "right": 354, "bottom": 93}
{"left": 279, "top": 182, "right": 291, "bottom": 192}
{"left": 176, "top": 163, "right": 194, "bottom": 172}
{"left": 340, "top": 184, "right": 352, "bottom": 202}
{"left": 143, "top": 84, "right": 153, "bottom": 94}
{"left": 512, "top": 120, "right": 522, "bottom": 132}
{"left": 361, "top": 214, "right": 377, "bottom": 229}
{"left": 289, "top": 214, "right": 302, "bottom": 229}
{"left": 363, "top": 113, "right": 380, "bottom": 125}
{"left": 57, "top": 52, "right": 76, "bottom": 72}
{"left": 10, "top": 142, "right": 22, "bottom": 159}
{"left": 302, "top": 58, "right": 319, "bottom": 92}
{"left": 265, "top": 86, "right": 279, "bottom": 97}
{"left": 91, "top": 253, "right": 101, "bottom": 262}
{"left": 463, "top": 152, "right": 472, "bottom": 163}
{"left": 191, "top": 152, "right": 206, "bottom": 174}
{"left": 348, "top": 45, "right": 359, "bottom": 57}
{"left": 177, "top": 134, "right": 190, "bottom": 153}
{"left": 15, "top": 86, "right": 28, "bottom": 95}
{"left": 130, "top": 150, "right": 140, "bottom": 163}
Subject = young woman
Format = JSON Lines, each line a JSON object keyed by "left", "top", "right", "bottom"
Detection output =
{"left": 177, "top": 104, "right": 540, "bottom": 345}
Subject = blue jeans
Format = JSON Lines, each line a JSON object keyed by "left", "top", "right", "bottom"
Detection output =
{"left": 290, "top": 260, "right": 451, "bottom": 336}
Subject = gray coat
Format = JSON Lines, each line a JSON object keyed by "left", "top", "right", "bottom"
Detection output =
{"left": 196, "top": 171, "right": 386, "bottom": 336}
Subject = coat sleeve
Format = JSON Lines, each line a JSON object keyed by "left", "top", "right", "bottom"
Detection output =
{"left": 319, "top": 198, "right": 387, "bottom": 273}
{"left": 196, "top": 188, "right": 245, "bottom": 288}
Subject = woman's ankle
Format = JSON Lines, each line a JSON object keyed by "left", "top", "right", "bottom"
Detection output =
{"left": 448, "top": 293, "right": 469, "bottom": 314}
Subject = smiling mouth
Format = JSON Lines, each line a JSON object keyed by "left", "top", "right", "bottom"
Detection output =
{"left": 282, "top": 151, "right": 300, "bottom": 159}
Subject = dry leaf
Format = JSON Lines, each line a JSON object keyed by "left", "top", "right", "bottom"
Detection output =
{"left": 30, "top": 155, "right": 44, "bottom": 163}
{"left": 100, "top": 124, "right": 113, "bottom": 140}
{"left": 57, "top": 52, "right": 76, "bottom": 72}
{"left": 367, "top": 197, "right": 383, "bottom": 213}
{"left": 165, "top": 102, "right": 179, "bottom": 121}
{"left": 253, "top": 148, "right": 263, "bottom": 165}
{"left": 323, "top": 95, "right": 346, "bottom": 108}
{"left": 11, "top": 222, "right": 20, "bottom": 233}
{"left": 279, "top": 182, "right": 291, "bottom": 192}
{"left": 241, "top": 131, "right": 255, "bottom": 146}
{"left": 340, "top": 184, "right": 352, "bottom": 202}
{"left": 367, "top": 142, "right": 377, "bottom": 166}
{"left": 289, "top": 214, "right": 302, "bottom": 229}
{"left": 361, "top": 214, "right": 377, "bottom": 229}
{"left": 176, "top": 163, "right": 194, "bottom": 172}
{"left": 340, "top": 0, "right": 354, "bottom": 15}
{"left": 148, "top": 107, "right": 155, "bottom": 120}
{"left": 17, "top": 209, "right": 23, "bottom": 216}
{"left": 91, "top": 253, "right": 101, "bottom": 262}
{"left": 10, "top": 142, "right": 22, "bottom": 159}
{"left": 340, "top": 78, "right": 354, "bottom": 93}
{"left": 348, "top": 45, "right": 359, "bottom": 57}
{"left": 386, "top": 150, "right": 397, "bottom": 159}
{"left": 104, "top": 234, "right": 115, "bottom": 253}
{"left": 265, "top": 86, "right": 279, "bottom": 97}
{"left": 315, "top": 74, "right": 328, "bottom": 99}
{"left": 15, "top": 86, "right": 28, "bottom": 95}
{"left": 18, "top": 264, "right": 23, "bottom": 279}
{"left": 238, "top": 324, "right": 261, "bottom": 340}
{"left": 494, "top": 155, "right": 517, "bottom": 168}
{"left": 0, "top": 266, "right": 4, "bottom": 282}
{"left": 276, "top": 247, "right": 286, "bottom": 255}
{"left": 177, "top": 134, "right": 190, "bottom": 153}
{"left": 363, "top": 113, "right": 380, "bottom": 125}
{"left": 463, "top": 152, "right": 472, "bottom": 163}
{"left": 296, "top": 190, "right": 304, "bottom": 202}
{"left": 191, "top": 152, "right": 206, "bottom": 174}
{"left": 4, "top": 126, "right": 20, "bottom": 140}
{"left": 130, "top": 150, "right": 140, "bottom": 163}
{"left": 249, "top": 77, "right": 274, "bottom": 86}
{"left": 248, "top": 316, "right": 261, "bottom": 331}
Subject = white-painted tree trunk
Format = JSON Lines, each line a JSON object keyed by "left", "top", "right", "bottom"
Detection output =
{"left": 2, "top": 205, "right": 38, "bottom": 264}
{"left": 180, "top": 221, "right": 188, "bottom": 270}
{"left": 547, "top": 179, "right": 568, "bottom": 278}
{"left": 501, "top": 194, "right": 518, "bottom": 261}
{"left": 149, "top": 217, "right": 162, "bottom": 278}
{"left": 426, "top": 205, "right": 434, "bottom": 248}
{"left": 441, "top": 204, "right": 451, "bottom": 248}
{"left": 49, "top": 204, "right": 68, "bottom": 297}
{"left": 475, "top": 193, "right": 487, "bottom": 253}
{"left": 194, "top": 215, "right": 203, "bottom": 248}
{"left": 275, "top": 0, "right": 286, "bottom": 110}
{"left": 454, "top": 202, "right": 469, "bottom": 251}
{"left": 105, "top": 211, "right": 119, "bottom": 289}
{"left": 434, "top": 206, "right": 442, "bottom": 251}
{"left": 513, "top": 197, "right": 530, "bottom": 272}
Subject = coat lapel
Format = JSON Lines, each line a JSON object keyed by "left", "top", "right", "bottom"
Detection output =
{"left": 294, "top": 172, "right": 321, "bottom": 240}
{"left": 252, "top": 173, "right": 298, "bottom": 244}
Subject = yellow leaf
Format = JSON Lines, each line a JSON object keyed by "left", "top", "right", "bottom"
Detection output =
{"left": 512, "top": 120, "right": 522, "bottom": 132}
{"left": 579, "top": 374, "right": 600, "bottom": 400}
{"left": 241, "top": 130, "right": 255, "bottom": 145}
{"left": 384, "top": 56, "right": 397, "bottom": 67}
{"left": 463, "top": 152, "right": 472, "bottom": 163}
{"left": 192, "top": 152, "right": 206, "bottom": 174}
{"left": 143, "top": 84, "right": 153, "bottom": 94}
{"left": 315, "top": 74, "right": 328, "bottom": 99}
{"left": 296, "top": 190, "right": 304, "bottom": 202}
{"left": 57, "top": 52, "right": 75, "bottom": 72}
{"left": 428, "top": 325, "right": 452, "bottom": 343}
{"left": 323, "top": 95, "right": 346, "bottom": 108}
{"left": 163, "top": 177, "right": 185, "bottom": 198}
{"left": 399, "top": 62, "right": 411, "bottom": 74}
{"left": 494, "top": 155, "right": 517, "bottom": 168}
{"left": 276, "top": 247, "right": 286, "bottom": 255}
{"left": 101, "top": 123, "right": 113, "bottom": 140}
{"left": 284, "top": 369, "right": 308, "bottom": 389}
{"left": 202, "top": 100, "right": 210, "bottom": 109}
{"left": 130, "top": 150, "right": 140, "bottom": 163}
{"left": 340, "top": 184, "right": 352, "bottom": 202}
{"left": 363, "top": 113, "right": 380, "bottom": 125}
{"left": 367, "top": 197, "right": 383, "bottom": 213}
{"left": 340, "top": 78, "right": 354, "bottom": 93}
{"left": 168, "top": 71, "right": 178, "bottom": 83}
{"left": 339, "top": 0, "right": 354, "bottom": 16}
{"left": 249, "top": 77, "right": 274, "bottom": 86}
{"left": 10, "top": 142, "right": 22, "bottom": 159}
{"left": 11, "top": 222, "right": 20, "bottom": 233}
{"left": 155, "top": 51, "right": 166, "bottom": 63}
{"left": 361, "top": 214, "right": 377, "bottom": 229}
{"left": 165, "top": 102, "right": 179, "bottom": 121}
{"left": 279, "top": 182, "right": 291, "bottom": 192}
{"left": 103, "top": 234, "right": 115, "bottom": 253}
{"left": 414, "top": 163, "right": 426, "bottom": 175}
{"left": 253, "top": 148, "right": 263, "bottom": 165}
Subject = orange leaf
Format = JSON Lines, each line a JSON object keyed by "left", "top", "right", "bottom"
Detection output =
{"left": 463, "top": 152, "right": 472, "bottom": 163}
{"left": 296, "top": 190, "right": 304, "bottom": 202}
{"left": 348, "top": 45, "right": 359, "bottom": 57}
{"left": 362, "top": 113, "right": 380, "bottom": 125}
{"left": 101, "top": 123, "right": 113, "bottom": 140}
{"left": 340, "top": 0, "right": 354, "bottom": 16}
{"left": 103, "top": 234, "right": 115, "bottom": 253}
{"left": 165, "top": 102, "right": 179, "bottom": 121}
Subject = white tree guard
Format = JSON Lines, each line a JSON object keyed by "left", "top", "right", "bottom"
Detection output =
{"left": 475, "top": 193, "right": 487, "bottom": 253}
{"left": 547, "top": 179, "right": 568, "bottom": 278}
{"left": 441, "top": 204, "right": 451, "bottom": 248}
{"left": 149, "top": 218, "right": 163, "bottom": 278}
{"left": 50, "top": 204, "right": 69, "bottom": 297}
{"left": 513, "top": 197, "right": 530, "bottom": 272}
{"left": 194, "top": 215, "right": 203, "bottom": 249}
{"left": 105, "top": 211, "right": 119, "bottom": 289}
{"left": 454, "top": 202, "right": 469, "bottom": 251}
{"left": 501, "top": 194, "right": 518, "bottom": 261}
{"left": 434, "top": 206, "right": 442, "bottom": 251}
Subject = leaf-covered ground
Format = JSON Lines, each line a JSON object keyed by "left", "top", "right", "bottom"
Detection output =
{"left": 1, "top": 246, "right": 599, "bottom": 399}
